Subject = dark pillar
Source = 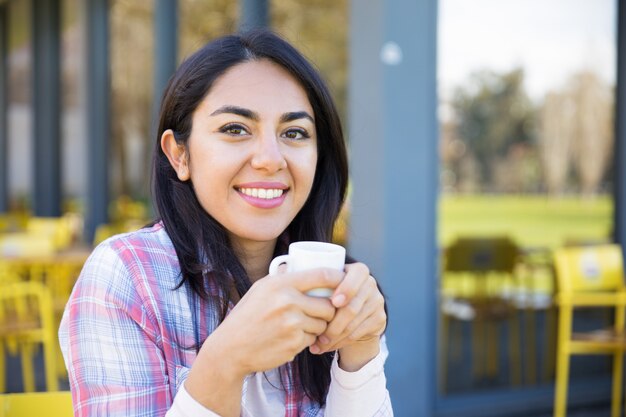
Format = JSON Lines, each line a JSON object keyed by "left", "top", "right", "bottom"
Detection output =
{"left": 239, "top": 0, "right": 268, "bottom": 31}
{"left": 349, "top": 0, "right": 438, "bottom": 415}
{"left": 154, "top": 0, "right": 177, "bottom": 110}
{"left": 32, "top": 0, "right": 61, "bottom": 216}
{"left": 0, "top": 5, "right": 7, "bottom": 212}
{"left": 84, "top": 0, "right": 110, "bottom": 242}
{"left": 616, "top": 0, "right": 626, "bottom": 250}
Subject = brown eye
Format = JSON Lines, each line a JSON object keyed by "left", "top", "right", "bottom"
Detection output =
{"left": 219, "top": 123, "right": 249, "bottom": 136}
{"left": 282, "top": 128, "right": 309, "bottom": 140}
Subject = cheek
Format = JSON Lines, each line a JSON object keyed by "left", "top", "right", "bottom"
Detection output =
{"left": 299, "top": 152, "right": 318, "bottom": 193}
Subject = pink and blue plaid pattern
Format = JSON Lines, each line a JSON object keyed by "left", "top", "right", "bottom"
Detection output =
{"left": 60, "top": 222, "right": 392, "bottom": 416}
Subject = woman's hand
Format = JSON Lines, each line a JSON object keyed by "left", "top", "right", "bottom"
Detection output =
{"left": 309, "top": 263, "right": 387, "bottom": 371}
{"left": 185, "top": 268, "right": 343, "bottom": 416}
{"left": 202, "top": 268, "right": 343, "bottom": 376}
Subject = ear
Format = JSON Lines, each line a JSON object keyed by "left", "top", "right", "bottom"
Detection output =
{"left": 161, "top": 129, "right": 190, "bottom": 181}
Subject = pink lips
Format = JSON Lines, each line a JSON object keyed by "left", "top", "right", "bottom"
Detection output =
{"left": 236, "top": 182, "right": 289, "bottom": 209}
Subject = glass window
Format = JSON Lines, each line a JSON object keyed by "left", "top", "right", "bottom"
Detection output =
{"left": 7, "top": 0, "right": 32, "bottom": 208}
{"left": 437, "top": 0, "right": 616, "bottom": 401}
{"left": 110, "top": 0, "right": 155, "bottom": 200}
{"left": 62, "top": 0, "right": 87, "bottom": 206}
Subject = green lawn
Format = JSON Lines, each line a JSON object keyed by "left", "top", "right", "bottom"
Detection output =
{"left": 438, "top": 194, "right": 613, "bottom": 249}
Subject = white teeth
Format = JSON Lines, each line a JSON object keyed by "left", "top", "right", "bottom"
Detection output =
{"left": 239, "top": 188, "right": 284, "bottom": 199}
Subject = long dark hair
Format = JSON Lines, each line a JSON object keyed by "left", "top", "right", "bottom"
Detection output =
{"left": 152, "top": 30, "right": 348, "bottom": 405}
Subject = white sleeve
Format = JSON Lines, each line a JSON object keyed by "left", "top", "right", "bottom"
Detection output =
{"left": 166, "top": 381, "right": 223, "bottom": 417}
{"left": 324, "top": 336, "right": 393, "bottom": 416}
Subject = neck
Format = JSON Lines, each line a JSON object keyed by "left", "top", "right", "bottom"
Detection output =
{"left": 231, "top": 237, "right": 277, "bottom": 282}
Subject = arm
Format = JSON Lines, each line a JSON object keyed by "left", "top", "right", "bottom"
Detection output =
{"left": 308, "top": 263, "right": 393, "bottom": 416}
{"left": 176, "top": 268, "right": 346, "bottom": 416}
{"left": 323, "top": 337, "right": 393, "bottom": 416}
{"left": 61, "top": 243, "right": 229, "bottom": 417}
{"left": 60, "top": 244, "right": 176, "bottom": 416}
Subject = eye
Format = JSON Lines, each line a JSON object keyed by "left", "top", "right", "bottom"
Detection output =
{"left": 282, "top": 128, "right": 310, "bottom": 140}
{"left": 219, "top": 123, "right": 249, "bottom": 136}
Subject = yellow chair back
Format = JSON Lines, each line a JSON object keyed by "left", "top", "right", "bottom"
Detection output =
{"left": 553, "top": 244, "right": 624, "bottom": 293}
{"left": 0, "top": 391, "right": 72, "bottom": 416}
{"left": 445, "top": 237, "right": 519, "bottom": 273}
{"left": 26, "top": 217, "right": 73, "bottom": 250}
{"left": 0, "top": 234, "right": 56, "bottom": 258}
{"left": 552, "top": 243, "right": 626, "bottom": 417}
{"left": 0, "top": 281, "right": 58, "bottom": 392}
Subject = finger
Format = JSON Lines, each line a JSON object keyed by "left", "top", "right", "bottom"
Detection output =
{"left": 293, "top": 291, "right": 337, "bottom": 322}
{"left": 323, "top": 284, "right": 372, "bottom": 342}
{"left": 346, "top": 313, "right": 386, "bottom": 342}
{"left": 315, "top": 333, "right": 347, "bottom": 354}
{"left": 300, "top": 315, "right": 329, "bottom": 336}
{"left": 317, "top": 306, "right": 379, "bottom": 353}
{"left": 280, "top": 268, "right": 344, "bottom": 294}
{"left": 315, "top": 289, "right": 380, "bottom": 352}
{"left": 343, "top": 295, "right": 380, "bottom": 334}
{"left": 345, "top": 288, "right": 386, "bottom": 340}
{"left": 331, "top": 263, "right": 371, "bottom": 308}
{"left": 299, "top": 332, "right": 318, "bottom": 353}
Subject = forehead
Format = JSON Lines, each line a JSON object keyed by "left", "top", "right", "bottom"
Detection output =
{"left": 202, "top": 59, "right": 313, "bottom": 115}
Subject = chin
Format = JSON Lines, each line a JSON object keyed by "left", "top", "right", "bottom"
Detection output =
{"left": 230, "top": 225, "right": 287, "bottom": 244}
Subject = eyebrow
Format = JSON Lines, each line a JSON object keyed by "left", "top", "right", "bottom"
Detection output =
{"left": 210, "top": 105, "right": 258, "bottom": 120}
{"left": 280, "top": 111, "right": 315, "bottom": 124}
{"left": 210, "top": 105, "right": 314, "bottom": 124}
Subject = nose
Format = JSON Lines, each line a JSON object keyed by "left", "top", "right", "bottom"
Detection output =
{"left": 250, "top": 131, "right": 287, "bottom": 173}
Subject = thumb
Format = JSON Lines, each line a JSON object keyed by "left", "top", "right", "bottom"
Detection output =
{"left": 285, "top": 268, "right": 344, "bottom": 293}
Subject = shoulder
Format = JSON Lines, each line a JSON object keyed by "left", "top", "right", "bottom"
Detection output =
{"left": 77, "top": 222, "right": 182, "bottom": 303}
{"left": 96, "top": 221, "right": 176, "bottom": 263}
{"left": 92, "top": 221, "right": 177, "bottom": 271}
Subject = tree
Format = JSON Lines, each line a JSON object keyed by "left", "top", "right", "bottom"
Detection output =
{"left": 538, "top": 92, "right": 575, "bottom": 195}
{"left": 451, "top": 68, "right": 536, "bottom": 190}
{"left": 569, "top": 71, "right": 614, "bottom": 196}
{"left": 538, "top": 70, "right": 614, "bottom": 196}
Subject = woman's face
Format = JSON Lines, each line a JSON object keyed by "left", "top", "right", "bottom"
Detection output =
{"left": 179, "top": 59, "right": 317, "bottom": 248}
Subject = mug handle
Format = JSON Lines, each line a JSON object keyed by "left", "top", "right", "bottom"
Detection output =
{"left": 269, "top": 255, "right": 290, "bottom": 275}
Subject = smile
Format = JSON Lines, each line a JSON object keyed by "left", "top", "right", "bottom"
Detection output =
{"left": 238, "top": 187, "right": 284, "bottom": 199}
{"left": 235, "top": 183, "right": 289, "bottom": 209}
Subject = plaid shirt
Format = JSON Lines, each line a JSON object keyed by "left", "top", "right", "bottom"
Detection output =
{"left": 59, "top": 222, "right": 392, "bottom": 417}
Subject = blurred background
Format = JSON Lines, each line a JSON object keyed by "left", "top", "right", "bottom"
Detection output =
{"left": 1, "top": 0, "right": 625, "bottom": 416}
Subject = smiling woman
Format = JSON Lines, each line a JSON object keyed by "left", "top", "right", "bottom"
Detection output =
{"left": 160, "top": 59, "right": 319, "bottom": 257}
{"left": 58, "top": 30, "right": 392, "bottom": 417}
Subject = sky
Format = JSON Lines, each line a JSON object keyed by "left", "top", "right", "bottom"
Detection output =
{"left": 438, "top": 0, "right": 616, "bottom": 102}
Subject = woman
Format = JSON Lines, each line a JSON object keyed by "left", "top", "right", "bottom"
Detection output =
{"left": 60, "top": 30, "right": 392, "bottom": 417}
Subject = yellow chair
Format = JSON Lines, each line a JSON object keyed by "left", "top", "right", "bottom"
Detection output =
{"left": 0, "top": 391, "right": 72, "bottom": 416}
{"left": 0, "top": 234, "right": 56, "bottom": 258}
{"left": 440, "top": 237, "right": 522, "bottom": 391}
{"left": 0, "top": 213, "right": 28, "bottom": 234}
{"left": 93, "top": 219, "right": 147, "bottom": 246}
{"left": 515, "top": 247, "right": 557, "bottom": 385}
{"left": 553, "top": 244, "right": 626, "bottom": 417}
{"left": 0, "top": 247, "right": 88, "bottom": 384}
{"left": 0, "top": 281, "right": 58, "bottom": 393}
{"left": 110, "top": 194, "right": 148, "bottom": 222}
{"left": 26, "top": 217, "right": 74, "bottom": 251}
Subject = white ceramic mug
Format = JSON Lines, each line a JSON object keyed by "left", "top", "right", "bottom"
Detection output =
{"left": 269, "top": 241, "right": 346, "bottom": 297}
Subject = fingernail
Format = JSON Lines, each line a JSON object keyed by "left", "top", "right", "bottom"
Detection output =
{"left": 319, "top": 336, "right": 330, "bottom": 345}
{"left": 310, "top": 345, "right": 320, "bottom": 354}
{"left": 332, "top": 294, "right": 346, "bottom": 307}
